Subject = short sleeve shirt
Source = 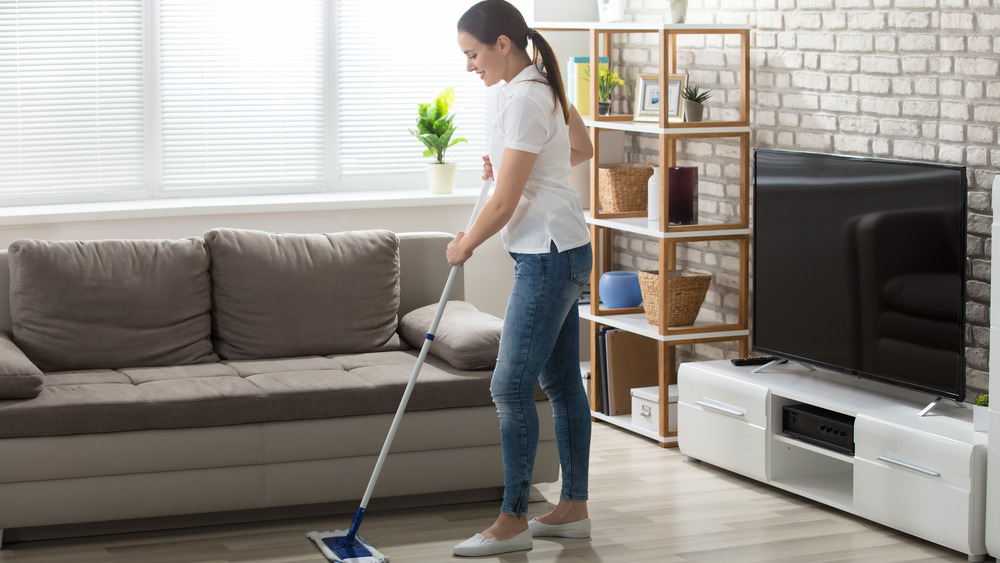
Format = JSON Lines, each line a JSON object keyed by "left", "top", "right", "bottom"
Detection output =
{"left": 490, "top": 65, "right": 590, "bottom": 254}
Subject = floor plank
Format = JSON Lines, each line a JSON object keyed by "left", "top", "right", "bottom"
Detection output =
{"left": 0, "top": 422, "right": 980, "bottom": 562}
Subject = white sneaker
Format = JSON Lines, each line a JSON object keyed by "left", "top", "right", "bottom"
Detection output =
{"left": 452, "top": 529, "right": 532, "bottom": 557}
{"left": 527, "top": 517, "right": 591, "bottom": 538}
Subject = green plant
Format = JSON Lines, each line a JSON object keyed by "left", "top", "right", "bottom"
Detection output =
{"left": 583, "top": 65, "right": 625, "bottom": 103}
{"left": 682, "top": 83, "right": 713, "bottom": 104}
{"left": 409, "top": 87, "right": 467, "bottom": 164}
{"left": 975, "top": 393, "right": 989, "bottom": 407}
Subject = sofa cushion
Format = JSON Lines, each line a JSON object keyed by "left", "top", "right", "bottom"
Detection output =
{"left": 0, "top": 331, "right": 44, "bottom": 399}
{"left": 399, "top": 301, "right": 502, "bottom": 370}
{"left": 205, "top": 229, "right": 402, "bottom": 360}
{"left": 8, "top": 238, "right": 218, "bottom": 372}
{"left": 0, "top": 352, "right": 506, "bottom": 438}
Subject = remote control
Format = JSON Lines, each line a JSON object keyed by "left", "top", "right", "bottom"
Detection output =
{"left": 730, "top": 356, "right": 778, "bottom": 367}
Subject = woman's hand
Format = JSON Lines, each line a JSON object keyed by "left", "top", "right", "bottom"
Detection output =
{"left": 482, "top": 155, "right": 494, "bottom": 180}
{"left": 447, "top": 231, "right": 474, "bottom": 267}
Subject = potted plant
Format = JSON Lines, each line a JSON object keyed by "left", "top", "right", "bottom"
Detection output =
{"left": 584, "top": 64, "right": 625, "bottom": 115}
{"left": 409, "top": 87, "right": 467, "bottom": 194}
{"left": 682, "top": 83, "right": 713, "bottom": 122}
{"left": 974, "top": 393, "right": 988, "bottom": 432}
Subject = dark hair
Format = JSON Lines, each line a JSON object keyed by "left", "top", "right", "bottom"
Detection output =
{"left": 458, "top": 0, "right": 569, "bottom": 124}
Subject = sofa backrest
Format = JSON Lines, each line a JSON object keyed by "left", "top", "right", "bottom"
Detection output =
{"left": 0, "top": 231, "right": 463, "bottom": 338}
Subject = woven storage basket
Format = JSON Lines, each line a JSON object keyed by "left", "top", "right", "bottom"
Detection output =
{"left": 598, "top": 163, "right": 654, "bottom": 212}
{"left": 638, "top": 270, "right": 711, "bottom": 326}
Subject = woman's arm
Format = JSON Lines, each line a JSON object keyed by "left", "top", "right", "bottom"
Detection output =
{"left": 447, "top": 147, "right": 538, "bottom": 266}
{"left": 568, "top": 104, "right": 594, "bottom": 167}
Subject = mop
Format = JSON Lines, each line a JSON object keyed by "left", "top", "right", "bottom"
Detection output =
{"left": 308, "top": 179, "right": 494, "bottom": 563}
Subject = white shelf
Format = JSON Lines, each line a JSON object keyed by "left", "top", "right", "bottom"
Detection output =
{"left": 773, "top": 433, "right": 855, "bottom": 464}
{"left": 770, "top": 471, "right": 855, "bottom": 512}
{"left": 534, "top": 21, "right": 750, "bottom": 32}
{"left": 583, "top": 119, "right": 751, "bottom": 136}
{"left": 579, "top": 304, "right": 748, "bottom": 342}
{"left": 585, "top": 213, "right": 750, "bottom": 239}
{"left": 590, "top": 411, "right": 678, "bottom": 445}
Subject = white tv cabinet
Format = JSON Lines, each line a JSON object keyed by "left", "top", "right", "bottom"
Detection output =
{"left": 678, "top": 360, "right": 987, "bottom": 561}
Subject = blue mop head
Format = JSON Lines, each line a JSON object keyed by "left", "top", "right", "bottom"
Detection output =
{"left": 307, "top": 530, "right": 389, "bottom": 563}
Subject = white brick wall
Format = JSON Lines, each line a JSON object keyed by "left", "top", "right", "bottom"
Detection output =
{"left": 604, "top": 0, "right": 998, "bottom": 399}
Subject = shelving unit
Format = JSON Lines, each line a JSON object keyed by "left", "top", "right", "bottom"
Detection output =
{"left": 536, "top": 22, "right": 752, "bottom": 446}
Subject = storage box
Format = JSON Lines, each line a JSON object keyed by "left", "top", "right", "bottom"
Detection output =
{"left": 631, "top": 385, "right": 678, "bottom": 433}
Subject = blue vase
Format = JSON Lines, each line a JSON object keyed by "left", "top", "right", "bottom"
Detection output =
{"left": 599, "top": 271, "right": 642, "bottom": 308}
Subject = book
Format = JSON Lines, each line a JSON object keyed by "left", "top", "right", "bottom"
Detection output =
{"left": 604, "top": 330, "right": 659, "bottom": 416}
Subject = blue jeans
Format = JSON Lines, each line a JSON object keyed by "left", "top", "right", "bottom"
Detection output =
{"left": 493, "top": 242, "right": 593, "bottom": 516}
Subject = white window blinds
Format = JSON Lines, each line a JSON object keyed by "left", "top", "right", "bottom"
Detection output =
{"left": 334, "top": 0, "right": 490, "bottom": 190}
{"left": 0, "top": 1, "right": 146, "bottom": 204}
{"left": 158, "top": 0, "right": 326, "bottom": 196}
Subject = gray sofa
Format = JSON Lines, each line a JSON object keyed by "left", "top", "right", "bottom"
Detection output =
{"left": 0, "top": 229, "right": 557, "bottom": 547}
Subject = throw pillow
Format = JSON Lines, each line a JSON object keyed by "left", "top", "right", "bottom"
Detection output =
{"left": 0, "top": 330, "right": 44, "bottom": 399}
{"left": 8, "top": 238, "right": 218, "bottom": 371}
{"left": 399, "top": 300, "right": 502, "bottom": 370}
{"left": 205, "top": 229, "right": 402, "bottom": 360}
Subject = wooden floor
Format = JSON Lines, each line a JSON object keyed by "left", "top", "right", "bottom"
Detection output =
{"left": 0, "top": 422, "right": 983, "bottom": 563}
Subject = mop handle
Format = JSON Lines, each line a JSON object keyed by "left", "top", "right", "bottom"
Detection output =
{"left": 355, "top": 179, "right": 493, "bottom": 514}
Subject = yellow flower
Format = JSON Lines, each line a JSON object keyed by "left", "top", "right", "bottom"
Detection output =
{"left": 584, "top": 65, "right": 625, "bottom": 102}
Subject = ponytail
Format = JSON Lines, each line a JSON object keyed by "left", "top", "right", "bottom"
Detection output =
{"left": 459, "top": 0, "right": 571, "bottom": 124}
{"left": 528, "top": 29, "right": 570, "bottom": 125}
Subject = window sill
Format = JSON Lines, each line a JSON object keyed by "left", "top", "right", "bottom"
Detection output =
{"left": 0, "top": 188, "right": 486, "bottom": 227}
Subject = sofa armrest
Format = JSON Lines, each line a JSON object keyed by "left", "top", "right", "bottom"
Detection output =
{"left": 399, "top": 301, "right": 501, "bottom": 370}
{"left": 0, "top": 330, "right": 43, "bottom": 399}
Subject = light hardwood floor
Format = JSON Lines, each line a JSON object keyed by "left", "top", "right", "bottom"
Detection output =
{"left": 0, "top": 422, "right": 982, "bottom": 563}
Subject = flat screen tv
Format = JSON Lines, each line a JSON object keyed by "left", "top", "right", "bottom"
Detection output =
{"left": 753, "top": 149, "right": 967, "bottom": 402}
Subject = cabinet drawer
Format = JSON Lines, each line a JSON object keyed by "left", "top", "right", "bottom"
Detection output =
{"left": 677, "top": 363, "right": 769, "bottom": 428}
{"left": 853, "top": 415, "right": 986, "bottom": 556}
{"left": 854, "top": 415, "right": 974, "bottom": 484}
{"left": 677, "top": 365, "right": 768, "bottom": 481}
{"left": 855, "top": 456, "right": 980, "bottom": 555}
{"left": 677, "top": 401, "right": 767, "bottom": 481}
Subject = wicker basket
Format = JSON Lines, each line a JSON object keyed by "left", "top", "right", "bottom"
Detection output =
{"left": 638, "top": 270, "right": 711, "bottom": 327}
{"left": 598, "top": 163, "right": 654, "bottom": 213}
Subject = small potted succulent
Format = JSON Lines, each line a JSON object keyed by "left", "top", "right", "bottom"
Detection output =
{"left": 682, "top": 83, "right": 713, "bottom": 122}
{"left": 584, "top": 64, "right": 625, "bottom": 115}
{"left": 974, "top": 393, "right": 988, "bottom": 432}
{"left": 409, "top": 87, "right": 467, "bottom": 194}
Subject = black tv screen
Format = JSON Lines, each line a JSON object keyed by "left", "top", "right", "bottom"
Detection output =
{"left": 753, "top": 149, "right": 967, "bottom": 401}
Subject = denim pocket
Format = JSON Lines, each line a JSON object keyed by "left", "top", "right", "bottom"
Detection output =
{"left": 567, "top": 243, "right": 593, "bottom": 287}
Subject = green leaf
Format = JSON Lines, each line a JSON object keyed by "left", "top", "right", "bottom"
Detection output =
{"left": 412, "top": 86, "right": 462, "bottom": 161}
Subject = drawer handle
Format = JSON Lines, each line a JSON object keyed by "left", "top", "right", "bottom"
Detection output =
{"left": 640, "top": 405, "right": 652, "bottom": 418}
{"left": 695, "top": 400, "right": 746, "bottom": 418}
{"left": 876, "top": 455, "right": 941, "bottom": 477}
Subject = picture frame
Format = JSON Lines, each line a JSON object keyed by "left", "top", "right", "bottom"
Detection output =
{"left": 633, "top": 73, "right": 688, "bottom": 122}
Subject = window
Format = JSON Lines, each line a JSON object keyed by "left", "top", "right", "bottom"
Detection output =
{"left": 0, "top": 1, "right": 146, "bottom": 204}
{"left": 0, "top": 0, "right": 490, "bottom": 207}
{"left": 334, "top": 0, "right": 491, "bottom": 191}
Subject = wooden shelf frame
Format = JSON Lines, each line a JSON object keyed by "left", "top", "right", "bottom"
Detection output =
{"left": 536, "top": 22, "right": 752, "bottom": 446}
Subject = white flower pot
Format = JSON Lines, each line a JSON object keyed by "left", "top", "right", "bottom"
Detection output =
{"left": 425, "top": 162, "right": 457, "bottom": 194}
{"left": 973, "top": 405, "right": 988, "bottom": 432}
{"left": 670, "top": 0, "right": 688, "bottom": 24}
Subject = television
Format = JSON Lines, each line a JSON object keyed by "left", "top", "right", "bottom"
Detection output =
{"left": 752, "top": 149, "right": 967, "bottom": 402}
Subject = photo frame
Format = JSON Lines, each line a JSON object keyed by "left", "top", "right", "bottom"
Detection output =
{"left": 633, "top": 73, "right": 688, "bottom": 122}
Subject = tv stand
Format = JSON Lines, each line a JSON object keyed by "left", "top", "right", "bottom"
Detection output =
{"left": 919, "top": 396, "right": 968, "bottom": 417}
{"left": 678, "top": 360, "right": 987, "bottom": 562}
{"left": 750, "top": 357, "right": 815, "bottom": 374}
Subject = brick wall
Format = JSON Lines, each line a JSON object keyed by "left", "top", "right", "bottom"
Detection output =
{"left": 606, "top": 0, "right": 998, "bottom": 399}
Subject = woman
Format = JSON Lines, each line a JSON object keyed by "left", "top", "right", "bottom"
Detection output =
{"left": 449, "top": 0, "right": 595, "bottom": 557}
